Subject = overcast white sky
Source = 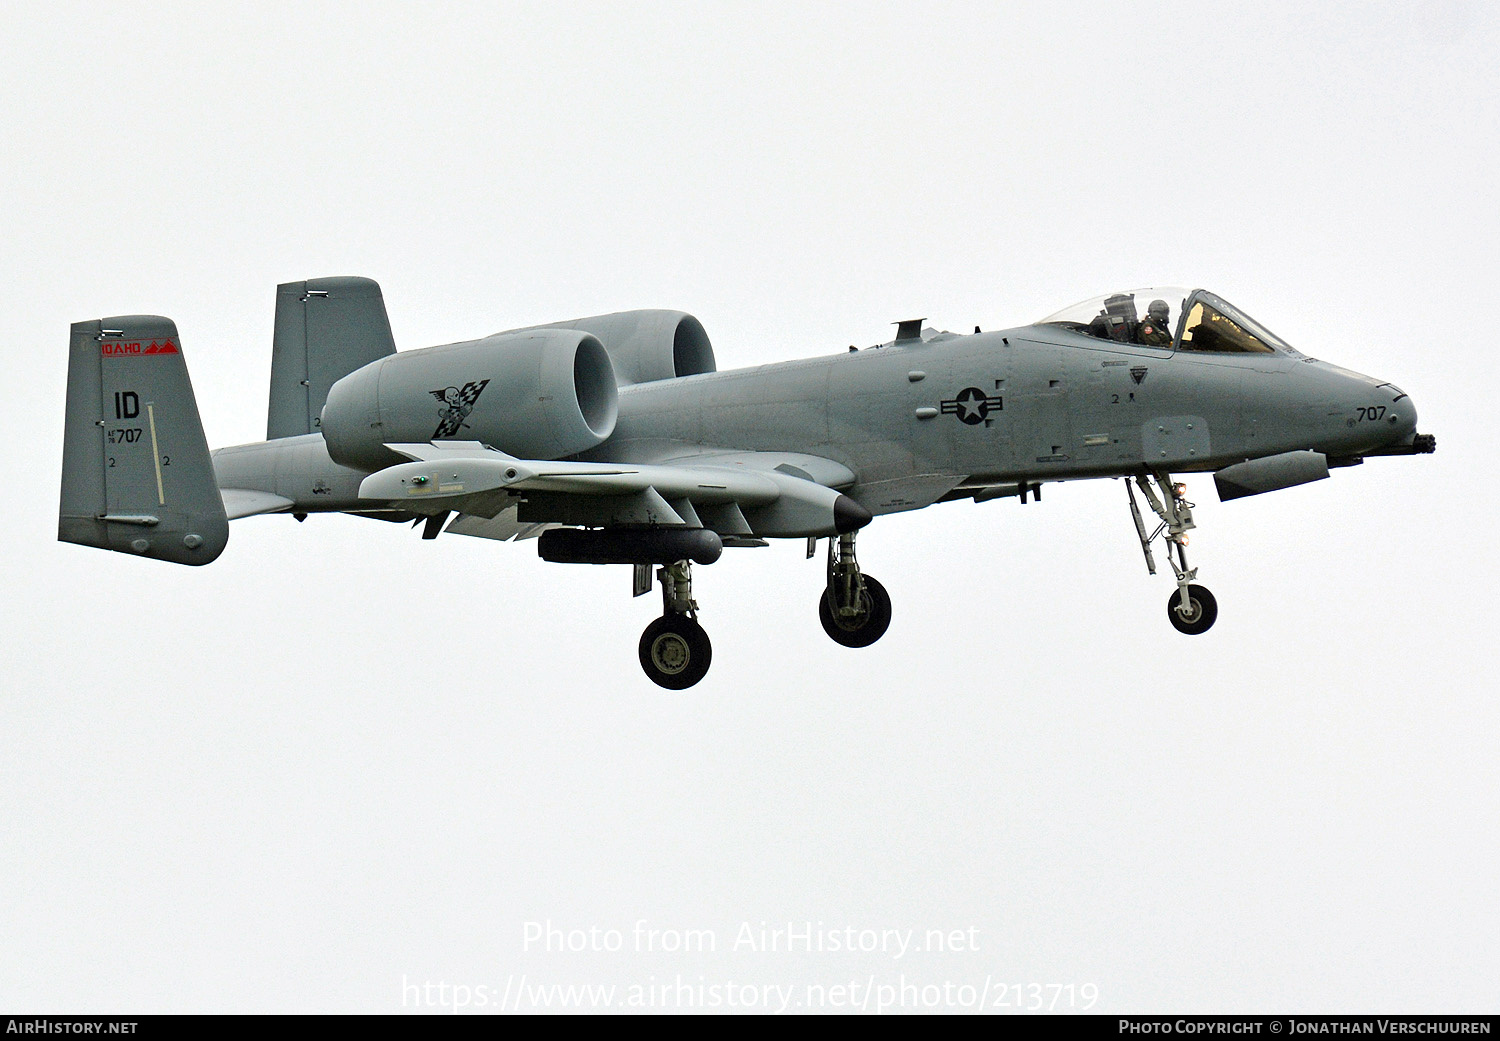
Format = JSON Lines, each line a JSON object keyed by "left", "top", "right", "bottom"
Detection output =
{"left": 2, "top": 0, "right": 1496, "bottom": 1014}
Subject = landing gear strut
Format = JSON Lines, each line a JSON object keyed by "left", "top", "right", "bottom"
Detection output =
{"left": 817, "top": 532, "right": 891, "bottom": 647}
{"left": 638, "top": 560, "right": 713, "bottom": 689}
{"left": 1126, "top": 472, "right": 1218, "bottom": 635}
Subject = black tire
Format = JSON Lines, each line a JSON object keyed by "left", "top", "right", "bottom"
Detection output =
{"left": 819, "top": 574, "right": 892, "bottom": 648}
{"left": 638, "top": 615, "right": 713, "bottom": 689}
{"left": 1167, "top": 583, "right": 1218, "bottom": 635}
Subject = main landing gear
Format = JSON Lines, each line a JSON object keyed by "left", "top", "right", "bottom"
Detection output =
{"left": 634, "top": 528, "right": 893, "bottom": 687}
{"left": 817, "top": 531, "right": 891, "bottom": 648}
{"left": 1126, "top": 472, "right": 1218, "bottom": 636}
{"left": 638, "top": 560, "right": 713, "bottom": 689}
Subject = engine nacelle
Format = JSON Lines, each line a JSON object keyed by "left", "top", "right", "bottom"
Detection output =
{"left": 321, "top": 329, "right": 618, "bottom": 471}
{"left": 501, "top": 309, "right": 715, "bottom": 386}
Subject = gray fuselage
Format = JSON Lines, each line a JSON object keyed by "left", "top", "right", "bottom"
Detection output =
{"left": 212, "top": 324, "right": 1417, "bottom": 520}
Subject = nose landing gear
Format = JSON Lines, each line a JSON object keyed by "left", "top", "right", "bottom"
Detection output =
{"left": 638, "top": 560, "right": 712, "bottom": 689}
{"left": 1127, "top": 472, "right": 1218, "bottom": 635}
{"left": 1166, "top": 583, "right": 1217, "bottom": 635}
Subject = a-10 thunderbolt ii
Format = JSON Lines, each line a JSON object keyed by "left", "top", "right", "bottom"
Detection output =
{"left": 59, "top": 278, "right": 1435, "bottom": 688}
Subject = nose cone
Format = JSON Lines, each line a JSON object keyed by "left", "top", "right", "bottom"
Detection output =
{"left": 1312, "top": 362, "right": 1420, "bottom": 455}
{"left": 1370, "top": 381, "right": 1418, "bottom": 447}
{"left": 1394, "top": 399, "right": 1418, "bottom": 442}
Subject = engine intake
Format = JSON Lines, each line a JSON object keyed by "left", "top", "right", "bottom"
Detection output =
{"left": 502, "top": 309, "right": 715, "bottom": 385}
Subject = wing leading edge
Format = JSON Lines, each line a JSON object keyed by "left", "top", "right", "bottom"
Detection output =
{"left": 363, "top": 442, "right": 867, "bottom": 540}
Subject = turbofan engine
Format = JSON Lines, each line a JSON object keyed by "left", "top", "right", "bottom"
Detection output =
{"left": 321, "top": 329, "right": 619, "bottom": 471}
{"left": 501, "top": 309, "right": 716, "bottom": 385}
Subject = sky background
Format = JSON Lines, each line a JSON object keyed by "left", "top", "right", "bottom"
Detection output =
{"left": 1, "top": 0, "right": 1496, "bottom": 1014}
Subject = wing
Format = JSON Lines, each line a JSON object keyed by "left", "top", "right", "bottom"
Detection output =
{"left": 359, "top": 441, "right": 868, "bottom": 540}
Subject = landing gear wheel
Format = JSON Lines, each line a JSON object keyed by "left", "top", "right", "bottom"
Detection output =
{"left": 819, "top": 574, "right": 892, "bottom": 648}
{"left": 639, "top": 615, "right": 713, "bottom": 689}
{"left": 1167, "top": 584, "right": 1218, "bottom": 635}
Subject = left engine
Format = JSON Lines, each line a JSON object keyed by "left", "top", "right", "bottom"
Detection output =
{"left": 320, "top": 329, "right": 619, "bottom": 471}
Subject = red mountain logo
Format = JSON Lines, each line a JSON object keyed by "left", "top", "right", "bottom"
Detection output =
{"left": 101, "top": 339, "right": 180, "bottom": 357}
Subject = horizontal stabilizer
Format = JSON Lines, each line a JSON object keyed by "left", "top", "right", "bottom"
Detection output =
{"left": 221, "top": 489, "right": 295, "bottom": 520}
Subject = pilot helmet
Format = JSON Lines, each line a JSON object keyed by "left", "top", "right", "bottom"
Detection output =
{"left": 1147, "top": 299, "right": 1170, "bottom": 321}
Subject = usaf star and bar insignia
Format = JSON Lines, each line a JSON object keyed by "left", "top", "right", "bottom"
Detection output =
{"left": 940, "top": 386, "right": 1004, "bottom": 425}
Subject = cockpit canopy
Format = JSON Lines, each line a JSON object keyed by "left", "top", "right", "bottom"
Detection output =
{"left": 1038, "top": 287, "right": 1290, "bottom": 354}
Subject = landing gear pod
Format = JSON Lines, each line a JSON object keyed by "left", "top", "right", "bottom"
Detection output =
{"left": 1214, "top": 450, "right": 1330, "bottom": 501}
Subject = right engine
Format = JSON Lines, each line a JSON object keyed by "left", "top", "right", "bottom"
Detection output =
{"left": 321, "top": 329, "right": 619, "bottom": 471}
{"left": 501, "top": 309, "right": 716, "bottom": 386}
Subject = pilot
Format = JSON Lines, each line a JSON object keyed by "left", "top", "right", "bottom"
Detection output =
{"left": 1137, "top": 299, "right": 1173, "bottom": 345}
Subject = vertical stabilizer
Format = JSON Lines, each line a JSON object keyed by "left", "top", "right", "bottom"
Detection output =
{"left": 59, "top": 316, "right": 229, "bottom": 565}
{"left": 267, "top": 276, "right": 396, "bottom": 439}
